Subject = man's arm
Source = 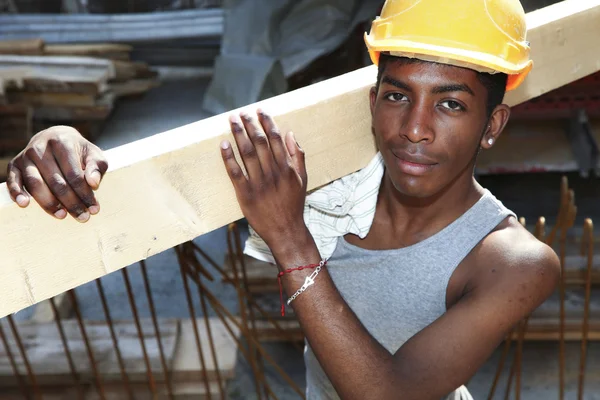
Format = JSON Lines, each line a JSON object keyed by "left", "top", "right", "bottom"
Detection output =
{"left": 220, "top": 110, "right": 561, "bottom": 400}
{"left": 276, "top": 226, "right": 559, "bottom": 400}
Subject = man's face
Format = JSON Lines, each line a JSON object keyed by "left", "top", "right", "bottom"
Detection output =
{"left": 370, "top": 60, "right": 502, "bottom": 199}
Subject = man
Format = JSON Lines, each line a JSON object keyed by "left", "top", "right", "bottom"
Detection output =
{"left": 7, "top": 0, "right": 559, "bottom": 399}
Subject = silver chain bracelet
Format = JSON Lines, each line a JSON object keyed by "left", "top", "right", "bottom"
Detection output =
{"left": 287, "top": 261, "right": 326, "bottom": 305}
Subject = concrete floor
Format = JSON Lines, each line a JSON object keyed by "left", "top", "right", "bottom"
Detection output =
{"left": 22, "top": 75, "right": 600, "bottom": 399}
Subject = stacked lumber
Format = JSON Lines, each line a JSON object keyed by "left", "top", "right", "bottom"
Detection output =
{"left": 0, "top": 39, "right": 160, "bottom": 181}
{"left": 0, "top": 318, "right": 239, "bottom": 399}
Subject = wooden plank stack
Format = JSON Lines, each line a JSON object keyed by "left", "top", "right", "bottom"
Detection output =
{"left": 0, "top": 38, "right": 160, "bottom": 182}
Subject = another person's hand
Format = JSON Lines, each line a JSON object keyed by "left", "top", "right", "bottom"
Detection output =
{"left": 6, "top": 125, "right": 108, "bottom": 222}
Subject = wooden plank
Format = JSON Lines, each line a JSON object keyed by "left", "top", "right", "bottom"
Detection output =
{"left": 31, "top": 92, "right": 115, "bottom": 121}
{"left": 0, "top": 157, "right": 10, "bottom": 182}
{"left": 0, "top": 104, "right": 32, "bottom": 152}
{"left": 0, "top": 55, "right": 115, "bottom": 80}
{"left": 110, "top": 79, "right": 160, "bottom": 98}
{"left": 0, "top": 318, "right": 179, "bottom": 386}
{"left": 0, "top": 39, "right": 43, "bottom": 55}
{"left": 0, "top": 1, "right": 599, "bottom": 319}
{"left": 45, "top": 43, "right": 132, "bottom": 61}
{"left": 7, "top": 91, "right": 98, "bottom": 107}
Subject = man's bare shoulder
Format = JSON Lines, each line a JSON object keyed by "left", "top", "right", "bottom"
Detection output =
{"left": 469, "top": 216, "right": 560, "bottom": 306}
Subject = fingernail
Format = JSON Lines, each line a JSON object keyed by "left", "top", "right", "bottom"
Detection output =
{"left": 89, "top": 205, "right": 100, "bottom": 215}
{"left": 77, "top": 212, "right": 90, "bottom": 222}
{"left": 240, "top": 111, "right": 250, "bottom": 120}
{"left": 16, "top": 194, "right": 28, "bottom": 207}
{"left": 220, "top": 140, "right": 230, "bottom": 150}
{"left": 54, "top": 209, "right": 67, "bottom": 219}
{"left": 90, "top": 171, "right": 101, "bottom": 187}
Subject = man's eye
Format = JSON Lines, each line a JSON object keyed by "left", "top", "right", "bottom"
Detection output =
{"left": 386, "top": 93, "right": 407, "bottom": 102}
{"left": 441, "top": 100, "right": 464, "bottom": 111}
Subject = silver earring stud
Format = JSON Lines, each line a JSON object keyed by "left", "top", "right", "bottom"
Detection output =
{"left": 488, "top": 138, "right": 494, "bottom": 145}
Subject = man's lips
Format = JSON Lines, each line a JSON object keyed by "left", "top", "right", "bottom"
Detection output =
{"left": 392, "top": 150, "right": 438, "bottom": 176}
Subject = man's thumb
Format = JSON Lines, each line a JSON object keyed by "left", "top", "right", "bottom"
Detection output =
{"left": 84, "top": 152, "right": 108, "bottom": 190}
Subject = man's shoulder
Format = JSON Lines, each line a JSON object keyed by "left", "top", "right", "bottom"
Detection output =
{"left": 470, "top": 216, "right": 560, "bottom": 296}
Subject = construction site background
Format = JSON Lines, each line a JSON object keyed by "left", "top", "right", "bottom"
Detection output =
{"left": 1, "top": 0, "right": 600, "bottom": 399}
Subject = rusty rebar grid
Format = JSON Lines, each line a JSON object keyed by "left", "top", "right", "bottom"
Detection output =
{"left": 0, "top": 320, "right": 30, "bottom": 399}
{"left": 95, "top": 279, "right": 134, "bottom": 399}
{"left": 182, "top": 245, "right": 227, "bottom": 400}
{"left": 121, "top": 267, "right": 157, "bottom": 395}
{"left": 68, "top": 289, "right": 106, "bottom": 400}
{"left": 190, "top": 241, "right": 304, "bottom": 351}
{"left": 175, "top": 246, "right": 213, "bottom": 400}
{"left": 49, "top": 297, "right": 85, "bottom": 400}
{"left": 232, "top": 223, "right": 270, "bottom": 399}
{"left": 140, "top": 260, "right": 174, "bottom": 399}
{"left": 187, "top": 267, "right": 305, "bottom": 398}
{"left": 6, "top": 315, "right": 42, "bottom": 400}
{"left": 578, "top": 218, "right": 594, "bottom": 400}
{"left": 226, "top": 227, "right": 264, "bottom": 400}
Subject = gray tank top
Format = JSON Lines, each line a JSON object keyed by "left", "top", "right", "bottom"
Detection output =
{"left": 304, "top": 189, "right": 516, "bottom": 400}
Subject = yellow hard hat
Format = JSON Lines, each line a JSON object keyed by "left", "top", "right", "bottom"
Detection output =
{"left": 364, "top": 0, "right": 533, "bottom": 91}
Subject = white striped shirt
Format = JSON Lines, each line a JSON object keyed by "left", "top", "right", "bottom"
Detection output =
{"left": 244, "top": 152, "right": 385, "bottom": 263}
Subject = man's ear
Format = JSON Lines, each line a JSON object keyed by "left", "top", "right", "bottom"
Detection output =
{"left": 370, "top": 86, "right": 377, "bottom": 118}
{"left": 480, "top": 104, "right": 511, "bottom": 149}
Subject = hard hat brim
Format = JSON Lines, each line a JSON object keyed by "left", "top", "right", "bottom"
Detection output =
{"left": 365, "top": 33, "right": 533, "bottom": 91}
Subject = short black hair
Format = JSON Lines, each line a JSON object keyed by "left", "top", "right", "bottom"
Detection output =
{"left": 375, "top": 53, "right": 508, "bottom": 117}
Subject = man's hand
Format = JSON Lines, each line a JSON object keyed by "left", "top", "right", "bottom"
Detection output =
{"left": 220, "top": 109, "right": 308, "bottom": 255}
{"left": 6, "top": 125, "right": 108, "bottom": 222}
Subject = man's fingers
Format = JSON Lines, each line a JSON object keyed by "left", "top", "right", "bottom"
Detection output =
{"left": 240, "top": 111, "right": 276, "bottom": 177}
{"left": 220, "top": 140, "right": 248, "bottom": 191}
{"left": 53, "top": 142, "right": 99, "bottom": 215}
{"left": 83, "top": 145, "right": 109, "bottom": 191}
{"left": 6, "top": 160, "right": 30, "bottom": 207}
{"left": 286, "top": 131, "right": 308, "bottom": 187}
{"left": 29, "top": 149, "right": 90, "bottom": 223}
{"left": 229, "top": 114, "right": 263, "bottom": 181}
{"left": 257, "top": 109, "right": 290, "bottom": 169}
{"left": 21, "top": 156, "right": 67, "bottom": 219}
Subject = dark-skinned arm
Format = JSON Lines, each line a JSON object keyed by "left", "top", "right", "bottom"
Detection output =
{"left": 220, "top": 109, "right": 560, "bottom": 400}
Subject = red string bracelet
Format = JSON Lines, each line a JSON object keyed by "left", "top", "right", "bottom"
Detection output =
{"left": 277, "top": 261, "right": 327, "bottom": 316}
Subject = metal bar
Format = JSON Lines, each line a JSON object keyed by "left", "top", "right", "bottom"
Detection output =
{"left": 67, "top": 289, "right": 106, "bottom": 400}
{"left": 192, "top": 273, "right": 306, "bottom": 398}
{"left": 6, "top": 315, "right": 42, "bottom": 399}
{"left": 487, "top": 335, "right": 513, "bottom": 400}
{"left": 189, "top": 240, "right": 279, "bottom": 400}
{"left": 95, "top": 279, "right": 134, "bottom": 399}
{"left": 189, "top": 247, "right": 226, "bottom": 400}
{"left": 579, "top": 218, "right": 594, "bottom": 400}
{"left": 175, "top": 246, "right": 213, "bottom": 400}
{"left": 503, "top": 349, "right": 516, "bottom": 400}
{"left": 0, "top": 321, "right": 29, "bottom": 399}
{"left": 208, "top": 298, "right": 280, "bottom": 400}
{"left": 121, "top": 268, "right": 157, "bottom": 395}
{"left": 50, "top": 297, "right": 85, "bottom": 400}
{"left": 515, "top": 318, "right": 529, "bottom": 400}
{"left": 140, "top": 260, "right": 174, "bottom": 399}
{"left": 226, "top": 227, "right": 263, "bottom": 400}
{"left": 232, "top": 223, "right": 270, "bottom": 399}
{"left": 192, "top": 240, "right": 303, "bottom": 351}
